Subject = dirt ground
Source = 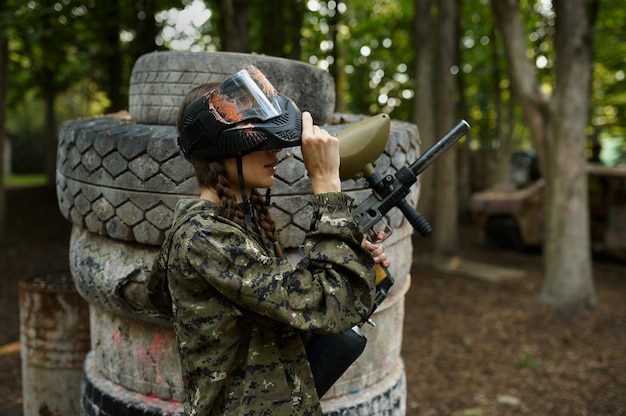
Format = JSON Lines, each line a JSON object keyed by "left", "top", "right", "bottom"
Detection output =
{"left": 1, "top": 187, "right": 624, "bottom": 416}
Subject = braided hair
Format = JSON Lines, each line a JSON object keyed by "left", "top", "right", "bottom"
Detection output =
{"left": 178, "top": 83, "right": 285, "bottom": 259}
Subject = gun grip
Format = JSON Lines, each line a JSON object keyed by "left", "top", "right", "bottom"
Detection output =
{"left": 375, "top": 263, "right": 389, "bottom": 285}
{"left": 373, "top": 264, "right": 394, "bottom": 313}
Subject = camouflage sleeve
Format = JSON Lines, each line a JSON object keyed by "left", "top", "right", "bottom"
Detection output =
{"left": 183, "top": 192, "right": 376, "bottom": 334}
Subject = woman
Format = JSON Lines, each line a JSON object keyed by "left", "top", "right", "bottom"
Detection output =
{"left": 148, "top": 66, "right": 389, "bottom": 416}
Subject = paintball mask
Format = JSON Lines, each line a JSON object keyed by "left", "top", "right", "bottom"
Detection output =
{"left": 178, "top": 66, "right": 302, "bottom": 161}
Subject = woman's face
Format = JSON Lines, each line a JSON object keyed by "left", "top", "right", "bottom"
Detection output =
{"left": 224, "top": 149, "right": 281, "bottom": 200}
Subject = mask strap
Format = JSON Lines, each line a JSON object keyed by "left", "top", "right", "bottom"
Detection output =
{"left": 236, "top": 157, "right": 254, "bottom": 233}
{"left": 265, "top": 188, "right": 272, "bottom": 206}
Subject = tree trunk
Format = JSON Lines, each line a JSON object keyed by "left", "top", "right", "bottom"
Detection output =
{"left": 219, "top": 0, "right": 251, "bottom": 52}
{"left": 44, "top": 87, "right": 57, "bottom": 188}
{"left": 413, "top": 0, "right": 436, "bottom": 221}
{"left": 258, "top": 0, "right": 283, "bottom": 56}
{"left": 456, "top": 1, "right": 471, "bottom": 219}
{"left": 541, "top": 0, "right": 595, "bottom": 307}
{"left": 132, "top": 0, "right": 159, "bottom": 58}
{"left": 492, "top": 0, "right": 595, "bottom": 308}
{"left": 433, "top": 0, "right": 459, "bottom": 253}
{"left": 329, "top": 1, "right": 346, "bottom": 112}
{"left": 287, "top": 0, "right": 304, "bottom": 60}
{"left": 491, "top": 0, "right": 550, "bottom": 175}
{"left": 0, "top": 0, "right": 7, "bottom": 241}
{"left": 491, "top": 26, "right": 512, "bottom": 185}
{"left": 99, "top": 1, "right": 124, "bottom": 112}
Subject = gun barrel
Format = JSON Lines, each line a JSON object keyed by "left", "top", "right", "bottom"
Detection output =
{"left": 409, "top": 120, "right": 470, "bottom": 176}
{"left": 352, "top": 119, "right": 471, "bottom": 234}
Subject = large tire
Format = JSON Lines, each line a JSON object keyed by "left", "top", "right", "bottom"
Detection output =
{"left": 56, "top": 116, "right": 193, "bottom": 246}
{"left": 80, "top": 351, "right": 406, "bottom": 416}
{"left": 129, "top": 51, "right": 336, "bottom": 126}
{"left": 56, "top": 114, "right": 420, "bottom": 247}
{"left": 81, "top": 354, "right": 184, "bottom": 416}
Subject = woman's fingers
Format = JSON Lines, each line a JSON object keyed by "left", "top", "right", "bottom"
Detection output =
{"left": 300, "top": 111, "right": 341, "bottom": 193}
{"left": 361, "top": 238, "right": 391, "bottom": 268}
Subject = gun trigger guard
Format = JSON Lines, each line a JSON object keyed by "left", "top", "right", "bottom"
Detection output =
{"left": 367, "top": 220, "right": 393, "bottom": 242}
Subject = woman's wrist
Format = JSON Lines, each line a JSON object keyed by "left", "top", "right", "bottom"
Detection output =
{"left": 311, "top": 177, "right": 342, "bottom": 194}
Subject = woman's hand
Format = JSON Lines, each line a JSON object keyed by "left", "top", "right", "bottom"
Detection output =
{"left": 301, "top": 111, "right": 342, "bottom": 194}
{"left": 361, "top": 231, "right": 391, "bottom": 269}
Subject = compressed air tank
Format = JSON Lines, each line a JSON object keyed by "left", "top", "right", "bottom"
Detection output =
{"left": 56, "top": 52, "right": 419, "bottom": 415}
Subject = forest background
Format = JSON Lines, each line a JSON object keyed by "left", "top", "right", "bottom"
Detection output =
{"left": 0, "top": 0, "right": 625, "bottom": 310}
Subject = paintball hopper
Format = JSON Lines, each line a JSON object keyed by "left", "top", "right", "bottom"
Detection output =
{"left": 337, "top": 114, "right": 391, "bottom": 181}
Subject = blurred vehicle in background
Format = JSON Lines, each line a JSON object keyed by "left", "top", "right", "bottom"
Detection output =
{"left": 469, "top": 151, "right": 626, "bottom": 261}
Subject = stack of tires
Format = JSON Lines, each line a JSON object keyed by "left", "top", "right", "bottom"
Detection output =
{"left": 56, "top": 52, "right": 419, "bottom": 415}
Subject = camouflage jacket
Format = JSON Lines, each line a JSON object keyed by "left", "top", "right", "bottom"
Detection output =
{"left": 147, "top": 192, "right": 376, "bottom": 416}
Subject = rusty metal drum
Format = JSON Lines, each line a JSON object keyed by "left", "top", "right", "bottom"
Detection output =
{"left": 56, "top": 52, "right": 419, "bottom": 415}
{"left": 19, "top": 272, "right": 90, "bottom": 416}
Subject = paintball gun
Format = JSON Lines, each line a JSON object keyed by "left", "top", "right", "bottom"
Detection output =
{"left": 306, "top": 114, "right": 471, "bottom": 397}
{"left": 339, "top": 114, "right": 471, "bottom": 311}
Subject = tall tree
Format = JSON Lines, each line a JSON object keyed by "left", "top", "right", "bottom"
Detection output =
{"left": 9, "top": 1, "right": 93, "bottom": 185}
{"left": 491, "top": 25, "right": 515, "bottom": 187}
{"left": 413, "top": 0, "right": 436, "bottom": 221}
{"left": 90, "top": 1, "right": 125, "bottom": 112}
{"left": 0, "top": 0, "right": 7, "bottom": 241}
{"left": 252, "top": 0, "right": 304, "bottom": 59}
{"left": 209, "top": 0, "right": 252, "bottom": 52}
{"left": 327, "top": 0, "right": 345, "bottom": 110}
{"left": 492, "top": 0, "right": 596, "bottom": 308}
{"left": 433, "top": 0, "right": 460, "bottom": 253}
{"left": 5, "top": 0, "right": 173, "bottom": 187}
{"left": 93, "top": 0, "right": 165, "bottom": 112}
{"left": 455, "top": 0, "right": 471, "bottom": 219}
{"left": 208, "top": 0, "right": 306, "bottom": 56}
{"left": 128, "top": 0, "right": 161, "bottom": 60}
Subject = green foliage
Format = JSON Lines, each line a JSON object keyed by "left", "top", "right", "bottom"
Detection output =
{"left": 2, "top": 0, "right": 182, "bottom": 174}
{"left": 591, "top": 0, "right": 626, "bottom": 140}
{"left": 459, "top": 0, "right": 625, "bottom": 155}
{"left": 5, "top": 0, "right": 182, "bottom": 111}
{"left": 6, "top": 1, "right": 86, "bottom": 105}
{"left": 460, "top": 0, "right": 551, "bottom": 152}
{"left": 2, "top": 0, "right": 625, "bottom": 174}
{"left": 300, "top": 0, "right": 415, "bottom": 119}
{"left": 460, "top": 0, "right": 507, "bottom": 149}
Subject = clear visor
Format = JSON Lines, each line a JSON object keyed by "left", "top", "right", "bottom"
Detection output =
{"left": 209, "top": 66, "right": 282, "bottom": 124}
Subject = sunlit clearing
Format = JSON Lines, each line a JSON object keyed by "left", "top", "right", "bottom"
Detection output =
{"left": 156, "top": 0, "right": 212, "bottom": 50}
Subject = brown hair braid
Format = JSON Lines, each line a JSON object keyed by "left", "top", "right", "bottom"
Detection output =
{"left": 250, "top": 189, "right": 284, "bottom": 259}
{"left": 189, "top": 156, "right": 284, "bottom": 259}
